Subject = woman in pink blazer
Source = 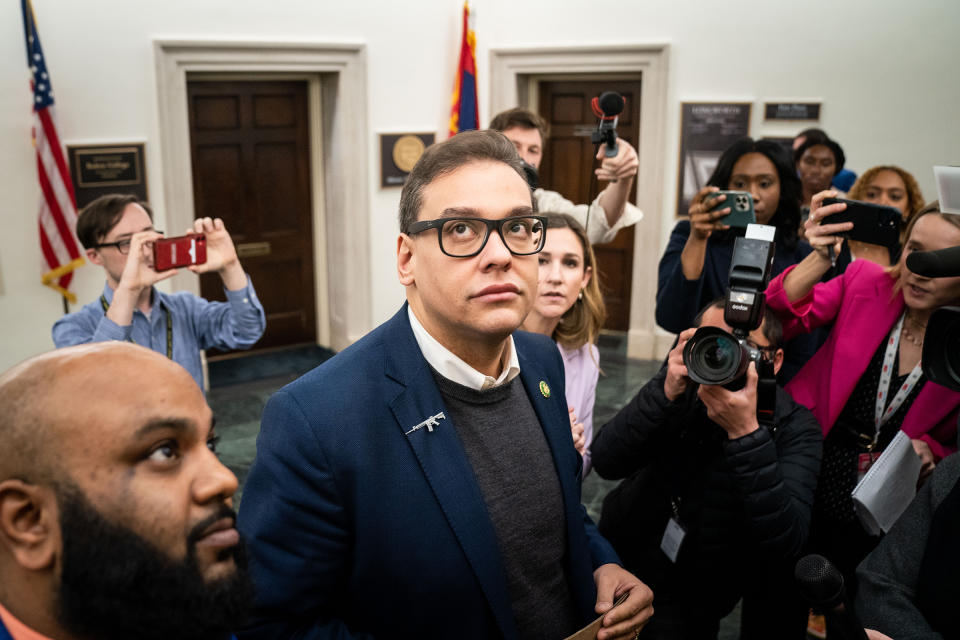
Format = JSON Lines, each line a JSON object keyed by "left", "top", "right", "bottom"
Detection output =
{"left": 766, "top": 194, "right": 960, "bottom": 594}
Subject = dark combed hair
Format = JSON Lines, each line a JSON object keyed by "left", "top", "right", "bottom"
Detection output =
{"left": 706, "top": 137, "right": 802, "bottom": 251}
{"left": 488, "top": 107, "right": 550, "bottom": 144}
{"left": 76, "top": 194, "right": 153, "bottom": 249}
{"left": 397, "top": 130, "right": 533, "bottom": 233}
{"left": 793, "top": 134, "right": 846, "bottom": 176}
{"left": 694, "top": 296, "right": 784, "bottom": 349}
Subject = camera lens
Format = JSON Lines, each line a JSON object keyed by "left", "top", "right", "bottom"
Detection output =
{"left": 682, "top": 326, "right": 749, "bottom": 387}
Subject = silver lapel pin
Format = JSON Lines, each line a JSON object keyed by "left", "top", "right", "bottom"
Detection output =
{"left": 405, "top": 412, "right": 445, "bottom": 436}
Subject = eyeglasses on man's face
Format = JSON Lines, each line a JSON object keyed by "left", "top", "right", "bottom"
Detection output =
{"left": 407, "top": 215, "right": 547, "bottom": 258}
{"left": 94, "top": 230, "right": 163, "bottom": 255}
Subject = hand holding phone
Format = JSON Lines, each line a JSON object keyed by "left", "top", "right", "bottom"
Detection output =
{"left": 821, "top": 197, "right": 902, "bottom": 248}
{"left": 708, "top": 190, "right": 756, "bottom": 228}
{"left": 153, "top": 233, "right": 207, "bottom": 271}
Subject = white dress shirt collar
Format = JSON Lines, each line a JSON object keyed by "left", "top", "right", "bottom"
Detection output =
{"left": 407, "top": 306, "right": 520, "bottom": 391}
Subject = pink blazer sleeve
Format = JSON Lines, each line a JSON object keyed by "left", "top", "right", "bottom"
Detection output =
{"left": 766, "top": 261, "right": 867, "bottom": 342}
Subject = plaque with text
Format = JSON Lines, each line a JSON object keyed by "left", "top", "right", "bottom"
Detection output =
{"left": 675, "top": 102, "right": 751, "bottom": 216}
{"left": 380, "top": 133, "right": 435, "bottom": 187}
{"left": 764, "top": 102, "right": 820, "bottom": 121}
{"left": 68, "top": 143, "right": 147, "bottom": 208}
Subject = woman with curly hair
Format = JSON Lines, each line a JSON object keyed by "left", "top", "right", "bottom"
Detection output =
{"left": 522, "top": 213, "right": 605, "bottom": 475}
{"left": 843, "top": 165, "right": 925, "bottom": 267}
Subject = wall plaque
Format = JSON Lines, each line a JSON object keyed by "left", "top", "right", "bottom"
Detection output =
{"left": 675, "top": 102, "right": 751, "bottom": 216}
{"left": 67, "top": 143, "right": 148, "bottom": 208}
{"left": 764, "top": 102, "right": 821, "bottom": 121}
{"left": 380, "top": 133, "right": 435, "bottom": 187}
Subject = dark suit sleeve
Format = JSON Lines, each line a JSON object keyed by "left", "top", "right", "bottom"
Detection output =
{"left": 656, "top": 221, "right": 705, "bottom": 333}
{"left": 590, "top": 364, "right": 684, "bottom": 480}
{"left": 237, "top": 390, "right": 371, "bottom": 640}
{"left": 722, "top": 397, "right": 822, "bottom": 559}
{"left": 855, "top": 456, "right": 960, "bottom": 640}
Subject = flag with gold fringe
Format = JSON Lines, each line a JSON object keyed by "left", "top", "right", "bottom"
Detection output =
{"left": 21, "top": 0, "right": 84, "bottom": 303}
{"left": 448, "top": 1, "right": 478, "bottom": 137}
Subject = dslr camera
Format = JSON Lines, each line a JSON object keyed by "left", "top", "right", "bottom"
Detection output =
{"left": 683, "top": 225, "right": 777, "bottom": 399}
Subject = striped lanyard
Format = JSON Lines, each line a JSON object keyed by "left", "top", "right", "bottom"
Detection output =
{"left": 875, "top": 313, "right": 923, "bottom": 432}
{"left": 100, "top": 294, "right": 173, "bottom": 360}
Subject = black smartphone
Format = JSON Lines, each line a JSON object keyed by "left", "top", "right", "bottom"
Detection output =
{"left": 821, "top": 197, "right": 902, "bottom": 248}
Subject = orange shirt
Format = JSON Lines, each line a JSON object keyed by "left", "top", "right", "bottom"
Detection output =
{"left": 0, "top": 601, "right": 55, "bottom": 640}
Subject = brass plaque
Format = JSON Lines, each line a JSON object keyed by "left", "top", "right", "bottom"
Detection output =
{"left": 236, "top": 241, "right": 271, "bottom": 258}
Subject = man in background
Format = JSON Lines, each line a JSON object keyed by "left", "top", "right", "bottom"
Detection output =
{"left": 53, "top": 193, "right": 265, "bottom": 389}
{"left": 490, "top": 107, "right": 642, "bottom": 244}
{"left": 0, "top": 342, "right": 252, "bottom": 640}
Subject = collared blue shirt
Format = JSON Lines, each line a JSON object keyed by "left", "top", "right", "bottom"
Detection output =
{"left": 52, "top": 277, "right": 266, "bottom": 390}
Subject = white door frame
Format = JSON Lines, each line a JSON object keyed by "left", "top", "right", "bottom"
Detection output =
{"left": 489, "top": 44, "right": 673, "bottom": 359}
{"left": 153, "top": 39, "right": 371, "bottom": 351}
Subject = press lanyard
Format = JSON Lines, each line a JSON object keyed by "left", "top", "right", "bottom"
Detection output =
{"left": 874, "top": 313, "right": 923, "bottom": 432}
{"left": 100, "top": 294, "right": 173, "bottom": 360}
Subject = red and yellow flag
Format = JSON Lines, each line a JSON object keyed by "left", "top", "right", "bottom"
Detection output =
{"left": 448, "top": 1, "right": 478, "bottom": 137}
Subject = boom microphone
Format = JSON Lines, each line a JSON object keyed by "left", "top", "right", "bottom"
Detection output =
{"left": 590, "top": 91, "right": 625, "bottom": 158}
{"left": 795, "top": 554, "right": 869, "bottom": 640}
{"left": 906, "top": 245, "right": 960, "bottom": 278}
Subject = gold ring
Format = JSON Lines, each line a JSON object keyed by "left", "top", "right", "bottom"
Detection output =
{"left": 633, "top": 629, "right": 641, "bottom": 640}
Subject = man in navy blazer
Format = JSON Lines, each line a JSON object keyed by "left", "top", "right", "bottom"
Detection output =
{"left": 237, "top": 130, "right": 653, "bottom": 639}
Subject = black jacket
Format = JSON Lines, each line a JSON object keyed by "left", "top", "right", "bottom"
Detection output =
{"left": 591, "top": 363, "right": 822, "bottom": 616}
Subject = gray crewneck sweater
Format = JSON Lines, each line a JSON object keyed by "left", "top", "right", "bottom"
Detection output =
{"left": 432, "top": 371, "right": 580, "bottom": 639}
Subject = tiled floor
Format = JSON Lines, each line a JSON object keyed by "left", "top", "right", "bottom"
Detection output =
{"left": 209, "top": 335, "right": 741, "bottom": 638}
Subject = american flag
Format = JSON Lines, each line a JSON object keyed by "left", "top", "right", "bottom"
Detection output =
{"left": 21, "top": 0, "right": 84, "bottom": 303}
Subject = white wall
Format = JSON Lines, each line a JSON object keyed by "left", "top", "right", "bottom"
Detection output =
{"left": 1, "top": 0, "right": 958, "bottom": 369}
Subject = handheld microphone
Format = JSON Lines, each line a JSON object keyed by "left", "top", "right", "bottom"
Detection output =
{"left": 795, "top": 554, "right": 869, "bottom": 640}
{"left": 590, "top": 91, "right": 625, "bottom": 158}
{"left": 906, "top": 245, "right": 960, "bottom": 278}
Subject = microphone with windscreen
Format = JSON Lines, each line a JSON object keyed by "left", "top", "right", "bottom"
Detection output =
{"left": 906, "top": 245, "right": 960, "bottom": 278}
{"left": 795, "top": 554, "right": 869, "bottom": 640}
{"left": 590, "top": 91, "right": 625, "bottom": 158}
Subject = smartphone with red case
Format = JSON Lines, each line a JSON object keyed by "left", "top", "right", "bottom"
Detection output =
{"left": 153, "top": 233, "right": 207, "bottom": 271}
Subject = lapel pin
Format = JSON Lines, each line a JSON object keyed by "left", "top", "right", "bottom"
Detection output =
{"left": 539, "top": 381, "right": 551, "bottom": 398}
{"left": 405, "top": 411, "right": 446, "bottom": 436}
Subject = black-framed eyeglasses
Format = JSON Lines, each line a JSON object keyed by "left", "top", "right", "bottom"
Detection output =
{"left": 745, "top": 339, "right": 778, "bottom": 361}
{"left": 94, "top": 230, "right": 164, "bottom": 255}
{"left": 407, "top": 216, "right": 547, "bottom": 258}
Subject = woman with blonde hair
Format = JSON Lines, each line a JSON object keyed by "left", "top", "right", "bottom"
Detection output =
{"left": 522, "top": 212, "right": 606, "bottom": 475}
{"left": 765, "top": 195, "right": 960, "bottom": 626}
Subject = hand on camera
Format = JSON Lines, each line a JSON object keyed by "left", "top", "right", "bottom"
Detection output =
{"left": 688, "top": 186, "right": 730, "bottom": 241}
{"left": 595, "top": 140, "right": 639, "bottom": 183}
{"left": 804, "top": 190, "right": 852, "bottom": 261}
{"left": 698, "top": 361, "right": 760, "bottom": 439}
{"left": 118, "top": 230, "right": 178, "bottom": 294}
{"left": 664, "top": 328, "right": 697, "bottom": 402}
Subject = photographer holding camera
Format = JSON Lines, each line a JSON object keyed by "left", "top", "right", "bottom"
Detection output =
{"left": 591, "top": 294, "right": 821, "bottom": 638}
{"left": 52, "top": 194, "right": 266, "bottom": 390}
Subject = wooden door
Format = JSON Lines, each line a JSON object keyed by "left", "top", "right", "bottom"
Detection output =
{"left": 537, "top": 78, "right": 641, "bottom": 331}
{"left": 187, "top": 80, "right": 316, "bottom": 354}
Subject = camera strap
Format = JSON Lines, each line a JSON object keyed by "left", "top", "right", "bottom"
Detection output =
{"left": 100, "top": 294, "right": 173, "bottom": 360}
{"left": 875, "top": 313, "right": 923, "bottom": 433}
{"left": 756, "top": 358, "right": 777, "bottom": 430}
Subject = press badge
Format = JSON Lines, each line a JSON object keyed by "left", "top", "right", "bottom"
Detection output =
{"left": 660, "top": 517, "right": 686, "bottom": 563}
